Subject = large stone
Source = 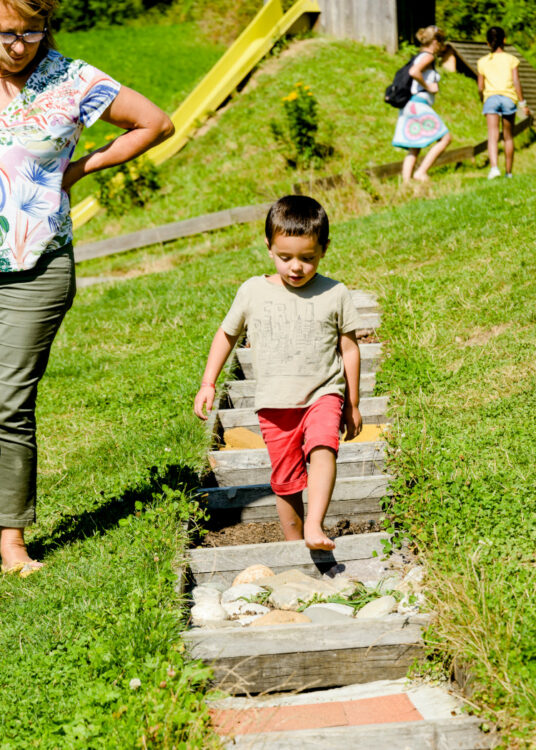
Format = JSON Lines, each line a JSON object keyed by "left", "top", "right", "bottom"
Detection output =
{"left": 396, "top": 565, "right": 425, "bottom": 594}
{"left": 268, "top": 579, "right": 344, "bottom": 610}
{"left": 321, "top": 575, "right": 355, "bottom": 596}
{"left": 303, "top": 603, "right": 355, "bottom": 625}
{"left": 355, "top": 595, "right": 397, "bottom": 620}
{"left": 190, "top": 601, "right": 228, "bottom": 627}
{"left": 256, "top": 569, "right": 334, "bottom": 589}
{"left": 232, "top": 564, "right": 275, "bottom": 587}
{"left": 250, "top": 610, "right": 311, "bottom": 627}
{"left": 222, "top": 600, "right": 271, "bottom": 619}
{"left": 364, "top": 575, "right": 402, "bottom": 594}
{"left": 221, "top": 583, "right": 266, "bottom": 604}
{"left": 191, "top": 585, "right": 222, "bottom": 604}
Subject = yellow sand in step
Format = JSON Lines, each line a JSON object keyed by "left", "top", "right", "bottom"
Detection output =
{"left": 343, "top": 424, "right": 388, "bottom": 443}
{"left": 221, "top": 423, "right": 388, "bottom": 450}
{"left": 222, "top": 427, "right": 266, "bottom": 450}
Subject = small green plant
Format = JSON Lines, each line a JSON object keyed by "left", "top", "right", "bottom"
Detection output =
{"left": 94, "top": 156, "right": 161, "bottom": 217}
{"left": 270, "top": 82, "right": 333, "bottom": 168}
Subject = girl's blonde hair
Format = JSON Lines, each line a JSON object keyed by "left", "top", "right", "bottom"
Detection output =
{"left": 416, "top": 25, "right": 446, "bottom": 47}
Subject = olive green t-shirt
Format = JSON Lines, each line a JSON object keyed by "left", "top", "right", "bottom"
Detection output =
{"left": 221, "top": 274, "right": 361, "bottom": 411}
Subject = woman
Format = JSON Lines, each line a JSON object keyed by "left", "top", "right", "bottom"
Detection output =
{"left": 0, "top": 0, "right": 174, "bottom": 576}
{"left": 392, "top": 25, "right": 452, "bottom": 183}
{"left": 477, "top": 26, "right": 530, "bottom": 179}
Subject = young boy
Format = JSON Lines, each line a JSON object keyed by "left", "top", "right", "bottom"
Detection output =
{"left": 194, "top": 195, "right": 362, "bottom": 550}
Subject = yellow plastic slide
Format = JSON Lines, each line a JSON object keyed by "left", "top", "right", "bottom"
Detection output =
{"left": 72, "top": 0, "right": 320, "bottom": 230}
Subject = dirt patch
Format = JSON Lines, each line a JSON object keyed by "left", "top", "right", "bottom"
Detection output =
{"left": 198, "top": 518, "right": 381, "bottom": 547}
{"left": 455, "top": 323, "right": 511, "bottom": 348}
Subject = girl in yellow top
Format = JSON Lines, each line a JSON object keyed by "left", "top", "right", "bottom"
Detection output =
{"left": 477, "top": 26, "right": 530, "bottom": 179}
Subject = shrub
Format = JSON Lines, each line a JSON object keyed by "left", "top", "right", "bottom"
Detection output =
{"left": 94, "top": 156, "right": 161, "bottom": 216}
{"left": 54, "top": 0, "right": 151, "bottom": 31}
{"left": 270, "top": 82, "right": 333, "bottom": 168}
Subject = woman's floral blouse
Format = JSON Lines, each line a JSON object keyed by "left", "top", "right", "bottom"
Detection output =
{"left": 0, "top": 49, "right": 120, "bottom": 272}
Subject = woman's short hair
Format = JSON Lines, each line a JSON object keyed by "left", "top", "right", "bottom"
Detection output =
{"left": 416, "top": 25, "right": 446, "bottom": 47}
{"left": 487, "top": 26, "right": 506, "bottom": 53}
{"left": 3, "top": 0, "right": 58, "bottom": 51}
{"left": 265, "top": 195, "right": 330, "bottom": 249}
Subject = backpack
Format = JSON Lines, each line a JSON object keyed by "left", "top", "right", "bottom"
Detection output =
{"left": 384, "top": 55, "right": 418, "bottom": 108}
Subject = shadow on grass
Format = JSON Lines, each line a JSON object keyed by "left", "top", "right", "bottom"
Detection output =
{"left": 28, "top": 463, "right": 199, "bottom": 560}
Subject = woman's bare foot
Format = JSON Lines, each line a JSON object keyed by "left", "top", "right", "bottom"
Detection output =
{"left": 304, "top": 522, "right": 336, "bottom": 551}
{"left": 0, "top": 527, "right": 43, "bottom": 573}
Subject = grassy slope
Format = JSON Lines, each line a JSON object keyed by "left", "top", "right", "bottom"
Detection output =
{"left": 73, "top": 35, "right": 490, "bottom": 244}
{"left": 57, "top": 23, "right": 224, "bottom": 202}
{"left": 2, "top": 23, "right": 535, "bottom": 746}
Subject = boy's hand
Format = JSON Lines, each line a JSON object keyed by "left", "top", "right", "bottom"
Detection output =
{"left": 194, "top": 385, "right": 216, "bottom": 421}
{"left": 342, "top": 403, "right": 362, "bottom": 441}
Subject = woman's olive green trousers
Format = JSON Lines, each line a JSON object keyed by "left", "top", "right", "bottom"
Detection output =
{"left": 0, "top": 245, "right": 75, "bottom": 528}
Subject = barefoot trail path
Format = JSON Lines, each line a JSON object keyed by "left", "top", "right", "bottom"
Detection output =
{"left": 182, "top": 292, "right": 500, "bottom": 748}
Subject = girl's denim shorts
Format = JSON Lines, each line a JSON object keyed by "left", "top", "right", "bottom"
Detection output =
{"left": 483, "top": 94, "right": 517, "bottom": 116}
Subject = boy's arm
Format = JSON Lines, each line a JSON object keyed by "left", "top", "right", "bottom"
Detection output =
{"left": 194, "top": 327, "right": 239, "bottom": 420}
{"left": 339, "top": 330, "right": 362, "bottom": 440}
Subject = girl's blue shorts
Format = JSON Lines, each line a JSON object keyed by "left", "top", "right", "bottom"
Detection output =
{"left": 483, "top": 95, "right": 517, "bottom": 116}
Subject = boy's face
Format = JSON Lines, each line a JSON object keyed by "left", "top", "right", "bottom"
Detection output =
{"left": 266, "top": 233, "right": 327, "bottom": 288}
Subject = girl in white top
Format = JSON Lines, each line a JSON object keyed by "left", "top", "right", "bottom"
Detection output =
{"left": 392, "top": 26, "right": 452, "bottom": 183}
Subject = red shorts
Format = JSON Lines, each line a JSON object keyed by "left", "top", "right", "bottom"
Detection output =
{"left": 257, "top": 394, "right": 344, "bottom": 496}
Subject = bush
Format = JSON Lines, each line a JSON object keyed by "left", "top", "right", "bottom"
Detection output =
{"left": 94, "top": 156, "right": 161, "bottom": 216}
{"left": 54, "top": 0, "right": 174, "bottom": 31}
{"left": 270, "top": 82, "right": 333, "bottom": 168}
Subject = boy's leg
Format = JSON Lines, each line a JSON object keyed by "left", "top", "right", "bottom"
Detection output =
{"left": 258, "top": 407, "right": 308, "bottom": 542}
{"left": 304, "top": 446, "right": 336, "bottom": 550}
{"left": 302, "top": 394, "right": 344, "bottom": 551}
{"left": 275, "top": 491, "right": 304, "bottom": 541}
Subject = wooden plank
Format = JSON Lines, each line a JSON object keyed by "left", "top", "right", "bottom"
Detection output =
{"left": 74, "top": 203, "right": 272, "bottom": 263}
{"left": 217, "top": 396, "right": 389, "bottom": 431}
{"left": 228, "top": 717, "right": 499, "bottom": 749}
{"left": 207, "top": 644, "right": 423, "bottom": 694}
{"left": 185, "top": 615, "right": 424, "bottom": 657}
{"left": 184, "top": 617, "right": 426, "bottom": 692}
{"left": 349, "top": 289, "right": 379, "bottom": 312}
{"left": 235, "top": 343, "right": 382, "bottom": 379}
{"left": 200, "top": 474, "right": 391, "bottom": 523}
{"left": 226, "top": 372, "right": 376, "bottom": 408}
{"left": 209, "top": 441, "right": 386, "bottom": 486}
{"left": 188, "top": 531, "right": 388, "bottom": 575}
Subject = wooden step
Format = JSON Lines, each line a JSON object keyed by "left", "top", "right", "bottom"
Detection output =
{"left": 184, "top": 615, "right": 427, "bottom": 694}
{"left": 235, "top": 343, "right": 382, "bottom": 379}
{"left": 199, "top": 474, "right": 391, "bottom": 524}
{"left": 217, "top": 396, "right": 389, "bottom": 433}
{"left": 349, "top": 289, "right": 379, "bottom": 314}
{"left": 188, "top": 531, "right": 389, "bottom": 586}
{"left": 226, "top": 372, "right": 376, "bottom": 407}
{"left": 209, "top": 441, "right": 386, "bottom": 486}
{"left": 224, "top": 716, "right": 498, "bottom": 748}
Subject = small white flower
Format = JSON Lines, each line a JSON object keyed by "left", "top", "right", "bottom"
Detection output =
{"left": 129, "top": 678, "right": 141, "bottom": 690}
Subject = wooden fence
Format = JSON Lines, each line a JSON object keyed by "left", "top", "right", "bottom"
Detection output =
{"left": 315, "top": 0, "right": 398, "bottom": 54}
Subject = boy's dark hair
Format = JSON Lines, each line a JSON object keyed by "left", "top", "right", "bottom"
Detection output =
{"left": 487, "top": 26, "right": 505, "bottom": 52}
{"left": 265, "top": 195, "right": 329, "bottom": 248}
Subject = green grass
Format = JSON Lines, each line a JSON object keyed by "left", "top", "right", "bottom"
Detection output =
{"left": 73, "top": 35, "right": 490, "bottom": 244}
{"left": 2, "top": 23, "right": 536, "bottom": 746}
{"left": 56, "top": 23, "right": 223, "bottom": 202}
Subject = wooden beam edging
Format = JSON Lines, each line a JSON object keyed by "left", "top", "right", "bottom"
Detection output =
{"left": 294, "top": 116, "right": 533, "bottom": 191}
{"left": 74, "top": 118, "right": 533, "bottom": 264}
{"left": 74, "top": 202, "right": 272, "bottom": 263}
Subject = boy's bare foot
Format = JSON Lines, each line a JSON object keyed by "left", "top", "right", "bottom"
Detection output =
{"left": 304, "top": 523, "right": 336, "bottom": 551}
